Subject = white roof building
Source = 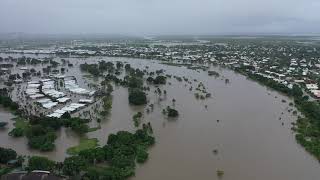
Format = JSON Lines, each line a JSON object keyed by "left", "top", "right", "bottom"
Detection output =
{"left": 28, "top": 84, "right": 41, "bottom": 88}
{"left": 306, "top": 84, "right": 318, "bottom": 90}
{"left": 29, "top": 94, "right": 45, "bottom": 99}
{"left": 47, "top": 112, "right": 63, "bottom": 118}
{"left": 20, "top": 67, "right": 28, "bottom": 70}
{"left": 79, "top": 99, "right": 93, "bottom": 104}
{"left": 37, "top": 98, "right": 51, "bottom": 104}
{"left": 311, "top": 90, "right": 320, "bottom": 98}
{"left": 56, "top": 97, "right": 71, "bottom": 103}
{"left": 42, "top": 102, "right": 58, "bottom": 109}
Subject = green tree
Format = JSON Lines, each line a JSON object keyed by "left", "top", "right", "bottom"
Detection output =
{"left": 28, "top": 156, "right": 55, "bottom": 171}
{"left": 63, "top": 156, "right": 87, "bottom": 176}
{"left": 153, "top": 76, "right": 166, "bottom": 84}
{"left": 167, "top": 107, "right": 179, "bottom": 117}
{"left": 292, "top": 84, "right": 303, "bottom": 98}
{"left": 127, "top": 76, "right": 143, "bottom": 89}
{"left": 0, "top": 147, "right": 17, "bottom": 164}
{"left": 128, "top": 88, "right": 147, "bottom": 105}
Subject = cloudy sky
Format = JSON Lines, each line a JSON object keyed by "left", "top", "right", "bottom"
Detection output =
{"left": 0, "top": 0, "right": 319, "bottom": 35}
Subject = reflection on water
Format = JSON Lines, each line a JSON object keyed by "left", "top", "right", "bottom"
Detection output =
{"left": 0, "top": 54, "right": 319, "bottom": 179}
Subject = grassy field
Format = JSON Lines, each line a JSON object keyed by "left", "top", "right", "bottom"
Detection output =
{"left": 67, "top": 138, "right": 99, "bottom": 155}
{"left": 88, "top": 125, "right": 101, "bottom": 132}
{"left": 8, "top": 117, "right": 29, "bottom": 137}
{"left": 13, "top": 117, "right": 29, "bottom": 129}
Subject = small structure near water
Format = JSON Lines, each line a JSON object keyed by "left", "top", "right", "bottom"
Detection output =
{"left": 1, "top": 171, "right": 66, "bottom": 180}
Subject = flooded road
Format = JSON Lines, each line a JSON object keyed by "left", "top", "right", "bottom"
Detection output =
{"left": 0, "top": 54, "right": 320, "bottom": 179}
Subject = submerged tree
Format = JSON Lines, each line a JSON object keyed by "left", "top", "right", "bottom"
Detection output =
{"left": 167, "top": 107, "right": 179, "bottom": 117}
{"left": 129, "top": 88, "right": 147, "bottom": 105}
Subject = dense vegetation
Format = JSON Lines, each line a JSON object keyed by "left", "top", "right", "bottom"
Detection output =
{"left": 0, "top": 147, "right": 19, "bottom": 176}
{"left": 128, "top": 88, "right": 147, "bottom": 105}
{"left": 8, "top": 118, "right": 30, "bottom": 137}
{"left": 0, "top": 124, "right": 154, "bottom": 179}
{"left": 8, "top": 114, "right": 92, "bottom": 151}
{"left": 80, "top": 63, "right": 100, "bottom": 76}
{"left": 81, "top": 125, "right": 154, "bottom": 179}
{"left": 25, "top": 125, "right": 57, "bottom": 151}
{"left": 81, "top": 61, "right": 149, "bottom": 107}
{"left": 293, "top": 99, "right": 320, "bottom": 159}
{"left": 147, "top": 75, "right": 166, "bottom": 85}
{"left": 125, "top": 74, "right": 148, "bottom": 105}
{"left": 247, "top": 73, "right": 298, "bottom": 96}
{"left": 9, "top": 127, "right": 24, "bottom": 137}
{"left": 64, "top": 117, "right": 90, "bottom": 135}
{"left": 0, "top": 88, "right": 19, "bottom": 111}
{"left": 28, "top": 156, "right": 55, "bottom": 171}
{"left": 0, "top": 147, "right": 17, "bottom": 164}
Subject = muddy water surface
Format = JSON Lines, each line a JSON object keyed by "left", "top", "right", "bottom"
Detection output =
{"left": 0, "top": 54, "right": 319, "bottom": 179}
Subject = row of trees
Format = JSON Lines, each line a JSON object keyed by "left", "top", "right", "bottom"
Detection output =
{"left": 125, "top": 73, "right": 148, "bottom": 106}
{"left": 293, "top": 98, "right": 320, "bottom": 159}
{"left": 146, "top": 75, "right": 167, "bottom": 85}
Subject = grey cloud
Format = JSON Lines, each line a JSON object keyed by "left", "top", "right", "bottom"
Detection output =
{"left": 0, "top": 0, "right": 320, "bottom": 35}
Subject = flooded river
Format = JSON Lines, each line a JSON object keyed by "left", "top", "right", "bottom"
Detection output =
{"left": 0, "top": 54, "right": 320, "bottom": 179}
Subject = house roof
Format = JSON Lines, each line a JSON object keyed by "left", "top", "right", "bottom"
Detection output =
{"left": 1, "top": 171, "right": 65, "bottom": 180}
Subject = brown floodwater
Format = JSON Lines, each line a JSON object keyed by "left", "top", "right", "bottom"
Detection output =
{"left": 0, "top": 54, "right": 320, "bottom": 179}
